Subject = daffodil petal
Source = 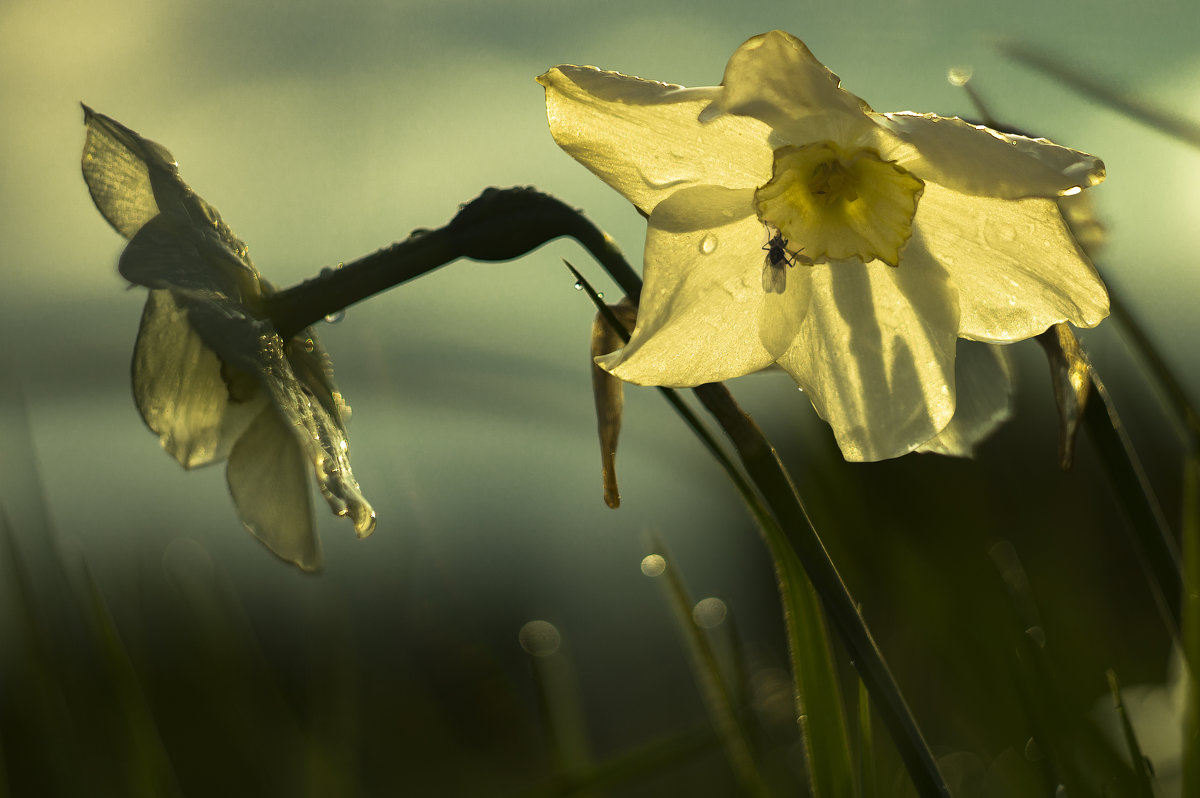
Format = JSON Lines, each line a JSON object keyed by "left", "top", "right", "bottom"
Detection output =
{"left": 538, "top": 66, "right": 772, "bottom": 214}
{"left": 85, "top": 107, "right": 373, "bottom": 567}
{"left": 778, "top": 253, "right": 959, "bottom": 461}
{"left": 227, "top": 404, "right": 321, "bottom": 572}
{"left": 916, "top": 342, "right": 1013, "bottom": 457}
{"left": 700, "top": 30, "right": 876, "bottom": 146}
{"left": 81, "top": 105, "right": 169, "bottom": 239}
{"left": 131, "top": 290, "right": 266, "bottom": 469}
{"left": 600, "top": 185, "right": 808, "bottom": 385}
{"left": 119, "top": 213, "right": 261, "bottom": 302}
{"left": 874, "top": 112, "right": 1105, "bottom": 199}
{"left": 82, "top": 106, "right": 259, "bottom": 277}
{"left": 180, "top": 296, "right": 376, "bottom": 539}
{"left": 261, "top": 336, "right": 376, "bottom": 538}
{"left": 915, "top": 183, "right": 1109, "bottom": 341}
{"left": 285, "top": 328, "right": 350, "bottom": 426}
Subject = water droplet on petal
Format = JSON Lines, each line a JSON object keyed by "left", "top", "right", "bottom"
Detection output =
{"left": 699, "top": 233, "right": 718, "bottom": 255}
{"left": 303, "top": 338, "right": 315, "bottom": 353}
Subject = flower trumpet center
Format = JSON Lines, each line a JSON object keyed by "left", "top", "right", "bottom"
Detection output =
{"left": 754, "top": 141, "right": 924, "bottom": 267}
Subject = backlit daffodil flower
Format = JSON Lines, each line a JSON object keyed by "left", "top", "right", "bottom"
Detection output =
{"left": 539, "top": 31, "right": 1109, "bottom": 460}
{"left": 81, "top": 106, "right": 374, "bottom": 571}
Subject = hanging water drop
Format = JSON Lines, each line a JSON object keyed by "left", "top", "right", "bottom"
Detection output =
{"left": 947, "top": 66, "right": 973, "bottom": 87}
{"left": 596, "top": 291, "right": 604, "bottom": 300}
{"left": 324, "top": 309, "right": 345, "bottom": 324}
{"left": 573, "top": 281, "right": 583, "bottom": 291}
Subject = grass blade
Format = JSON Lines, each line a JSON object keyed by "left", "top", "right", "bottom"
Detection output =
{"left": 1082, "top": 372, "right": 1182, "bottom": 636}
{"left": 858, "top": 674, "right": 876, "bottom": 798}
{"left": 693, "top": 384, "right": 948, "bottom": 798}
{"left": 761, "top": 528, "right": 856, "bottom": 798}
{"left": 519, "top": 620, "right": 596, "bottom": 793}
{"left": 78, "top": 567, "right": 182, "bottom": 798}
{"left": 1106, "top": 670, "right": 1158, "bottom": 798}
{"left": 1183, "top": 452, "right": 1200, "bottom": 796}
{"left": 999, "top": 40, "right": 1200, "bottom": 150}
{"left": 645, "top": 540, "right": 772, "bottom": 797}
{"left": 570, "top": 260, "right": 857, "bottom": 797}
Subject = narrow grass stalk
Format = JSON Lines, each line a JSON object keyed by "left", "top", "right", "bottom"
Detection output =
{"left": 0, "top": 513, "right": 83, "bottom": 797}
{"left": 1082, "top": 373, "right": 1182, "bottom": 636}
{"left": 1107, "top": 292, "right": 1200, "bottom": 447}
{"left": 693, "top": 384, "right": 947, "bottom": 798}
{"left": 522, "top": 625, "right": 596, "bottom": 793}
{"left": 1037, "top": 325, "right": 1181, "bottom": 635}
{"left": 648, "top": 537, "right": 772, "bottom": 798}
{"left": 79, "top": 567, "right": 182, "bottom": 798}
{"left": 857, "top": 676, "right": 877, "bottom": 798}
{"left": 991, "top": 541, "right": 1143, "bottom": 796}
{"left": 1105, "top": 670, "right": 1158, "bottom": 798}
{"left": 760, "top": 530, "right": 857, "bottom": 797}
{"left": 569, "top": 262, "right": 857, "bottom": 798}
{"left": 999, "top": 40, "right": 1200, "bottom": 150}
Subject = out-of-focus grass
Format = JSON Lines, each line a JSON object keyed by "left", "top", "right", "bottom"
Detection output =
{"left": 0, "top": 400, "right": 1177, "bottom": 797}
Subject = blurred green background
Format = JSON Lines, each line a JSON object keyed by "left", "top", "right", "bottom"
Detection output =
{"left": 0, "top": 0, "right": 1196, "bottom": 794}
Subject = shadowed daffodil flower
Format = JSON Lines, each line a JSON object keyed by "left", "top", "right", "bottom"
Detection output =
{"left": 81, "top": 106, "right": 374, "bottom": 571}
{"left": 539, "top": 31, "right": 1109, "bottom": 460}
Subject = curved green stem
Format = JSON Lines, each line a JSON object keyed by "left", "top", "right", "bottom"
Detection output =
{"left": 266, "top": 188, "right": 640, "bottom": 340}
{"left": 263, "top": 187, "right": 948, "bottom": 798}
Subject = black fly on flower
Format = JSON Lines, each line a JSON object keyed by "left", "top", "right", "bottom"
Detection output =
{"left": 761, "top": 227, "right": 803, "bottom": 294}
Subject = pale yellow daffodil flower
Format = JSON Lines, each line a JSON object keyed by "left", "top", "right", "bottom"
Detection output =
{"left": 82, "top": 107, "right": 374, "bottom": 570}
{"left": 540, "top": 31, "right": 1108, "bottom": 460}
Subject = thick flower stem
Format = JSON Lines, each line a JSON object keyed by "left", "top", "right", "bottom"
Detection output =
{"left": 569, "top": 261, "right": 859, "bottom": 798}
{"left": 1082, "top": 374, "right": 1182, "bottom": 637}
{"left": 268, "top": 228, "right": 462, "bottom": 342}
{"left": 574, "top": 245, "right": 944, "bottom": 798}
{"left": 264, "top": 186, "right": 947, "bottom": 798}
{"left": 691, "top": 383, "right": 949, "bottom": 798}
{"left": 265, "top": 188, "right": 642, "bottom": 341}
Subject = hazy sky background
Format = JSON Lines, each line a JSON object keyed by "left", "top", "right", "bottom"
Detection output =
{"left": 1, "top": 0, "right": 1198, "bottom": 710}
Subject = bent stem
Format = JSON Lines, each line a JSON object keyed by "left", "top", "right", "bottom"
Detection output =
{"left": 690, "top": 383, "right": 946, "bottom": 798}
{"left": 1082, "top": 372, "right": 1182, "bottom": 637}
{"left": 568, "top": 262, "right": 858, "bottom": 798}
{"left": 266, "top": 188, "right": 641, "bottom": 340}
{"left": 264, "top": 187, "right": 948, "bottom": 798}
